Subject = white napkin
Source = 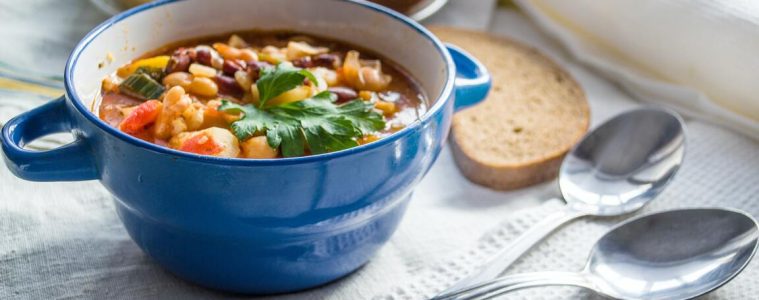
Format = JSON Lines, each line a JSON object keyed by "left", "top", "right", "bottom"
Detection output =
{"left": 515, "top": 0, "right": 759, "bottom": 140}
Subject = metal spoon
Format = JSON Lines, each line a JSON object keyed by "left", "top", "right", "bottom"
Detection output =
{"left": 439, "top": 108, "right": 686, "bottom": 296}
{"left": 435, "top": 208, "right": 759, "bottom": 300}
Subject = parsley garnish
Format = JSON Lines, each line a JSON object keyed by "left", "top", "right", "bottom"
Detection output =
{"left": 219, "top": 92, "right": 386, "bottom": 157}
{"left": 256, "top": 63, "right": 319, "bottom": 108}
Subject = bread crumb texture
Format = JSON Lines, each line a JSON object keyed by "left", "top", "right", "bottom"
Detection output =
{"left": 431, "top": 26, "right": 589, "bottom": 190}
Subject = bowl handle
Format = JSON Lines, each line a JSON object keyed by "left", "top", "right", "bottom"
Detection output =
{"left": 448, "top": 44, "right": 492, "bottom": 111}
{"left": 1, "top": 96, "right": 98, "bottom": 181}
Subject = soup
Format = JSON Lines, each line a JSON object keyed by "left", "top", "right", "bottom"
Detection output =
{"left": 97, "top": 31, "right": 426, "bottom": 159}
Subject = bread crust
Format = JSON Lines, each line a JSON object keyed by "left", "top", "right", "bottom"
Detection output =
{"left": 431, "top": 26, "right": 590, "bottom": 190}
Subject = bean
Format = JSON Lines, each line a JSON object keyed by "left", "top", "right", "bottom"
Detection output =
{"left": 186, "top": 48, "right": 198, "bottom": 61}
{"left": 182, "top": 103, "right": 205, "bottom": 131}
{"left": 154, "top": 86, "right": 191, "bottom": 139}
{"left": 234, "top": 70, "right": 252, "bottom": 91}
{"left": 313, "top": 53, "right": 341, "bottom": 69}
{"left": 222, "top": 59, "right": 245, "bottom": 76}
{"left": 189, "top": 77, "right": 218, "bottom": 98}
{"left": 213, "top": 75, "right": 243, "bottom": 98}
{"left": 213, "top": 43, "right": 241, "bottom": 60}
{"left": 189, "top": 63, "right": 217, "bottom": 78}
{"left": 211, "top": 57, "right": 224, "bottom": 70}
{"left": 328, "top": 87, "right": 358, "bottom": 103}
{"left": 247, "top": 61, "right": 272, "bottom": 82}
{"left": 162, "top": 72, "right": 193, "bottom": 89}
{"left": 292, "top": 56, "right": 314, "bottom": 68}
{"left": 165, "top": 48, "right": 192, "bottom": 73}
{"left": 195, "top": 49, "right": 212, "bottom": 66}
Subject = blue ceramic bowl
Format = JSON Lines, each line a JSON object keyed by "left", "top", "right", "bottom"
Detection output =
{"left": 1, "top": 0, "right": 490, "bottom": 294}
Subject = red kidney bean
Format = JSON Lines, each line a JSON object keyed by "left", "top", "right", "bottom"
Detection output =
{"left": 195, "top": 49, "right": 212, "bottom": 66}
{"left": 313, "top": 54, "right": 341, "bottom": 69}
{"left": 292, "top": 56, "right": 314, "bottom": 68}
{"left": 222, "top": 59, "right": 246, "bottom": 76}
{"left": 328, "top": 87, "right": 358, "bottom": 103}
{"left": 213, "top": 75, "right": 243, "bottom": 98}
{"left": 165, "top": 48, "right": 192, "bottom": 73}
{"left": 247, "top": 61, "right": 273, "bottom": 82}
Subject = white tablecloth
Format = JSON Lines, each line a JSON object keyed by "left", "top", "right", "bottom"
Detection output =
{"left": 2, "top": 1, "right": 758, "bottom": 299}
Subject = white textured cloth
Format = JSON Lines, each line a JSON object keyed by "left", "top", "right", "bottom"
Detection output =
{"left": 382, "top": 123, "right": 759, "bottom": 299}
{"left": 2, "top": 2, "right": 759, "bottom": 300}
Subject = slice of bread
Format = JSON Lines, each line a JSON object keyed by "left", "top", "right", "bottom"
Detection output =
{"left": 430, "top": 26, "right": 590, "bottom": 190}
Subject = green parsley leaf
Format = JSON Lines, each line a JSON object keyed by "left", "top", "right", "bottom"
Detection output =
{"left": 218, "top": 91, "right": 386, "bottom": 157}
{"left": 217, "top": 100, "right": 279, "bottom": 141}
{"left": 266, "top": 121, "right": 303, "bottom": 157}
{"left": 256, "top": 63, "right": 318, "bottom": 108}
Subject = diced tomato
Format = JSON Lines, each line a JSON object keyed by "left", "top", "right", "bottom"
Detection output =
{"left": 118, "top": 100, "right": 163, "bottom": 135}
{"left": 178, "top": 133, "right": 223, "bottom": 155}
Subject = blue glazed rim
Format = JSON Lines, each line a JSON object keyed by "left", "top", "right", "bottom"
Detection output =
{"left": 64, "top": 0, "right": 455, "bottom": 166}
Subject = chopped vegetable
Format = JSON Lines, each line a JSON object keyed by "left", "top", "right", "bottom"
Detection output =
{"left": 343, "top": 51, "right": 392, "bottom": 91}
{"left": 241, "top": 136, "right": 279, "bottom": 159}
{"left": 255, "top": 63, "right": 318, "bottom": 108}
{"left": 179, "top": 133, "right": 223, "bottom": 155}
{"left": 119, "top": 56, "right": 170, "bottom": 77}
{"left": 135, "top": 66, "right": 164, "bottom": 81}
{"left": 118, "top": 100, "right": 163, "bottom": 135}
{"left": 119, "top": 73, "right": 165, "bottom": 100}
{"left": 219, "top": 91, "right": 385, "bottom": 157}
{"left": 171, "top": 127, "right": 240, "bottom": 158}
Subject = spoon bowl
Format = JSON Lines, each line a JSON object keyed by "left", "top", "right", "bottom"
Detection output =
{"left": 588, "top": 208, "right": 758, "bottom": 299}
{"left": 561, "top": 108, "right": 686, "bottom": 216}
{"left": 440, "top": 208, "right": 759, "bottom": 300}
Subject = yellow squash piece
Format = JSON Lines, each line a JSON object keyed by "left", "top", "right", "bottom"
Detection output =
{"left": 118, "top": 56, "right": 170, "bottom": 77}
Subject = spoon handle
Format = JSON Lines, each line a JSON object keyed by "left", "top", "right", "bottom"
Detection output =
{"left": 437, "top": 203, "right": 587, "bottom": 297}
{"left": 432, "top": 271, "right": 594, "bottom": 300}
